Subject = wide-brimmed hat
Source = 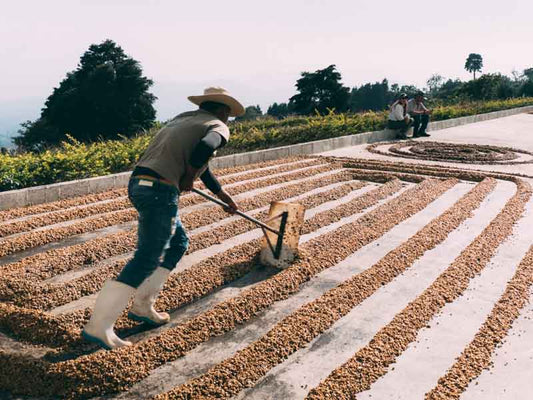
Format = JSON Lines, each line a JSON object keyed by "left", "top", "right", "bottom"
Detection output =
{"left": 188, "top": 87, "right": 245, "bottom": 117}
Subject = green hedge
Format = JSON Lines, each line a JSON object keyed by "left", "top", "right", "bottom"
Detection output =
{"left": 223, "top": 97, "right": 533, "bottom": 154}
{"left": 1, "top": 98, "right": 532, "bottom": 191}
{"left": 0, "top": 135, "right": 153, "bottom": 191}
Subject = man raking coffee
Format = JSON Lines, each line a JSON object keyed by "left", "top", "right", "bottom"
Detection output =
{"left": 82, "top": 87, "right": 245, "bottom": 350}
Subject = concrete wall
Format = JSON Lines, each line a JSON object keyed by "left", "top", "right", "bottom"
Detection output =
{"left": 2, "top": 104, "right": 532, "bottom": 210}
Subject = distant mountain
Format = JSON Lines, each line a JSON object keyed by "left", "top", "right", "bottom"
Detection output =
{"left": 0, "top": 96, "right": 43, "bottom": 149}
{"left": 0, "top": 122, "right": 20, "bottom": 149}
{"left": 0, "top": 132, "right": 15, "bottom": 148}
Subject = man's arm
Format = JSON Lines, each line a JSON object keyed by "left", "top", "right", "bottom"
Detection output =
{"left": 408, "top": 100, "right": 426, "bottom": 115}
{"left": 199, "top": 168, "right": 238, "bottom": 213}
{"left": 180, "top": 131, "right": 225, "bottom": 192}
{"left": 190, "top": 131, "right": 225, "bottom": 168}
{"left": 179, "top": 131, "right": 238, "bottom": 213}
{"left": 199, "top": 168, "right": 222, "bottom": 194}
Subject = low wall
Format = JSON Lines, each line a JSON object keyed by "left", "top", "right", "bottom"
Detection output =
{"left": 1, "top": 105, "right": 532, "bottom": 210}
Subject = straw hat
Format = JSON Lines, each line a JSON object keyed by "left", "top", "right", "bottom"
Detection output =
{"left": 188, "top": 87, "right": 245, "bottom": 117}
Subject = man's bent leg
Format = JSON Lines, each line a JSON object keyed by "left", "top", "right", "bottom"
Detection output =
{"left": 117, "top": 200, "right": 176, "bottom": 288}
{"left": 122, "top": 183, "right": 178, "bottom": 325}
{"left": 117, "top": 208, "right": 175, "bottom": 288}
{"left": 84, "top": 175, "right": 178, "bottom": 348}
{"left": 128, "top": 214, "right": 189, "bottom": 325}
{"left": 161, "top": 214, "right": 189, "bottom": 270}
{"left": 419, "top": 114, "right": 430, "bottom": 136}
{"left": 413, "top": 115, "right": 421, "bottom": 137}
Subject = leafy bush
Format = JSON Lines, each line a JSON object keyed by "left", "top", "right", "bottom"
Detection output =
{"left": 1, "top": 98, "right": 532, "bottom": 191}
{"left": 223, "top": 97, "right": 533, "bottom": 154}
{"left": 0, "top": 134, "right": 153, "bottom": 191}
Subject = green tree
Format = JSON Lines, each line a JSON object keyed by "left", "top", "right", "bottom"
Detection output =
{"left": 289, "top": 65, "right": 350, "bottom": 115}
{"left": 523, "top": 68, "right": 533, "bottom": 81}
{"left": 522, "top": 68, "right": 533, "bottom": 96}
{"left": 388, "top": 83, "right": 421, "bottom": 100}
{"left": 349, "top": 79, "right": 390, "bottom": 112}
{"left": 460, "top": 73, "right": 511, "bottom": 100}
{"left": 465, "top": 53, "right": 483, "bottom": 80}
{"left": 434, "top": 78, "right": 464, "bottom": 99}
{"left": 399, "top": 85, "right": 421, "bottom": 98}
{"left": 235, "top": 105, "right": 263, "bottom": 121}
{"left": 267, "top": 102, "right": 292, "bottom": 118}
{"left": 15, "top": 40, "right": 156, "bottom": 151}
{"left": 426, "top": 74, "right": 444, "bottom": 95}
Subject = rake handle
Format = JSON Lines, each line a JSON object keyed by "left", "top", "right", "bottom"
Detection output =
{"left": 192, "top": 188, "right": 281, "bottom": 235}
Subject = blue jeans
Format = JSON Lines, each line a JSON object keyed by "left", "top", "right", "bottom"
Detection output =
{"left": 413, "top": 114, "right": 430, "bottom": 136}
{"left": 116, "top": 177, "right": 189, "bottom": 288}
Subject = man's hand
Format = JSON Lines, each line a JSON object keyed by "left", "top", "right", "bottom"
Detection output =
{"left": 216, "top": 190, "right": 239, "bottom": 214}
{"left": 179, "top": 165, "right": 200, "bottom": 192}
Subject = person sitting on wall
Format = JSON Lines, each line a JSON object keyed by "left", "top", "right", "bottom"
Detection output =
{"left": 387, "top": 93, "right": 413, "bottom": 139}
{"left": 407, "top": 91, "right": 431, "bottom": 137}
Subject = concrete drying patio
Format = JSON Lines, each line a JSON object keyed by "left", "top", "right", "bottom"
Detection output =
{"left": 322, "top": 112, "right": 533, "bottom": 177}
{"left": 1, "top": 111, "right": 533, "bottom": 399}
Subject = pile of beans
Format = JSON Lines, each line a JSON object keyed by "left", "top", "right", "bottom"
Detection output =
{"left": 1, "top": 155, "right": 530, "bottom": 400}
{"left": 367, "top": 141, "right": 533, "bottom": 165}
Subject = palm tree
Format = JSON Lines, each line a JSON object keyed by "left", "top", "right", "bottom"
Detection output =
{"left": 465, "top": 53, "right": 483, "bottom": 80}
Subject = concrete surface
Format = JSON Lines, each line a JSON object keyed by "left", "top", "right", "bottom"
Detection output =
{"left": 236, "top": 181, "right": 513, "bottom": 400}
{"left": 115, "top": 182, "right": 465, "bottom": 399}
{"left": 358, "top": 184, "right": 532, "bottom": 400}
{"left": 321, "top": 113, "right": 533, "bottom": 177}
{"left": 461, "top": 287, "right": 533, "bottom": 400}
{"left": 3, "top": 113, "right": 533, "bottom": 399}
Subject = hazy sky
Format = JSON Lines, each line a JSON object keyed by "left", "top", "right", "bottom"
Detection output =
{"left": 1, "top": 0, "right": 532, "bottom": 138}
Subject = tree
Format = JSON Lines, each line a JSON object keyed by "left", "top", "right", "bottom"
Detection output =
{"left": 523, "top": 68, "right": 533, "bottom": 81}
{"left": 349, "top": 79, "right": 390, "bottom": 112}
{"left": 388, "top": 83, "right": 421, "bottom": 100}
{"left": 289, "top": 65, "right": 350, "bottom": 115}
{"left": 235, "top": 105, "right": 263, "bottom": 121}
{"left": 520, "top": 67, "right": 533, "bottom": 97}
{"left": 267, "top": 102, "right": 292, "bottom": 118}
{"left": 460, "top": 73, "right": 510, "bottom": 100}
{"left": 435, "top": 78, "right": 464, "bottom": 99}
{"left": 15, "top": 40, "right": 156, "bottom": 151}
{"left": 398, "top": 85, "right": 421, "bottom": 98}
{"left": 465, "top": 53, "right": 483, "bottom": 80}
{"left": 426, "top": 74, "right": 444, "bottom": 95}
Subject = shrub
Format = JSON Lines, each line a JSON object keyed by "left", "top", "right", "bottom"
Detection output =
{"left": 1, "top": 98, "right": 532, "bottom": 191}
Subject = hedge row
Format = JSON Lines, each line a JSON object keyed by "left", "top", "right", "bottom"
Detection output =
{"left": 1, "top": 98, "right": 532, "bottom": 191}
{"left": 224, "top": 97, "right": 533, "bottom": 153}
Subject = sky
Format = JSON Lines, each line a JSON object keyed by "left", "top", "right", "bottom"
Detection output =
{"left": 1, "top": 0, "right": 532, "bottom": 144}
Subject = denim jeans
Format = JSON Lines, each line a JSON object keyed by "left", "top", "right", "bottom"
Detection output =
{"left": 388, "top": 118, "right": 413, "bottom": 133}
{"left": 116, "top": 177, "right": 189, "bottom": 288}
{"left": 413, "top": 114, "right": 430, "bottom": 136}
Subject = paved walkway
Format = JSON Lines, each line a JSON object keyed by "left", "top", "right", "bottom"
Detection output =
{"left": 321, "top": 113, "right": 533, "bottom": 177}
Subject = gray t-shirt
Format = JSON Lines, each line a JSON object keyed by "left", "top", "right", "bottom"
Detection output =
{"left": 407, "top": 99, "right": 428, "bottom": 114}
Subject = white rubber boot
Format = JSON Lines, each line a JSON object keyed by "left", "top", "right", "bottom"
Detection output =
{"left": 128, "top": 267, "right": 171, "bottom": 326}
{"left": 82, "top": 280, "right": 135, "bottom": 350}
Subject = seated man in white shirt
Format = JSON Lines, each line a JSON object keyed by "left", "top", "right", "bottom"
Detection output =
{"left": 387, "top": 93, "right": 413, "bottom": 139}
{"left": 407, "top": 92, "right": 431, "bottom": 137}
